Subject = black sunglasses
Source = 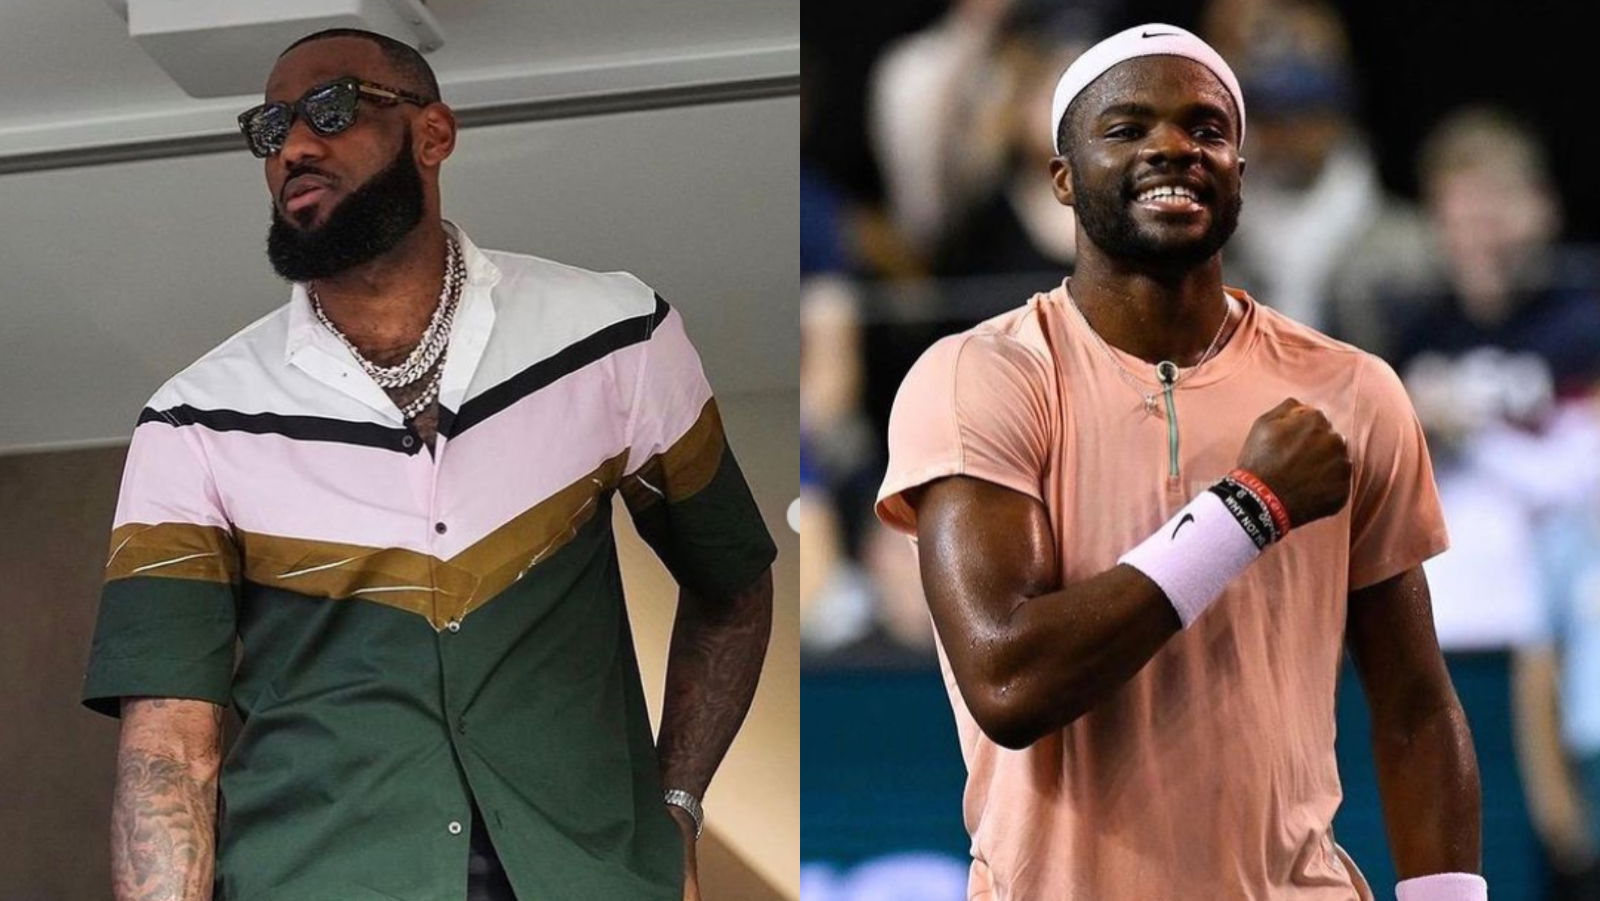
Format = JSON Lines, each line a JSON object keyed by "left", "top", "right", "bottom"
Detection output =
{"left": 237, "top": 77, "right": 431, "bottom": 158}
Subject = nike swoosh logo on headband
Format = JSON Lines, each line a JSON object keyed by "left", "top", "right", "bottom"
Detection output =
{"left": 1171, "top": 513, "right": 1196, "bottom": 539}
{"left": 1142, "top": 31, "right": 1178, "bottom": 38}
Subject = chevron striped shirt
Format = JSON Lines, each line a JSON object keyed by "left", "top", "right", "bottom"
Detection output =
{"left": 83, "top": 222, "right": 775, "bottom": 901}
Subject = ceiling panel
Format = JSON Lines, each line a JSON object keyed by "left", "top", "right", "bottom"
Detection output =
{"left": 0, "top": 1, "right": 796, "bottom": 157}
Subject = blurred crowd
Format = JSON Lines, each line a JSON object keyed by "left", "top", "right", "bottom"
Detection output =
{"left": 800, "top": 0, "right": 1600, "bottom": 894}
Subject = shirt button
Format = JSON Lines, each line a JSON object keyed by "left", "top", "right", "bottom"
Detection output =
{"left": 401, "top": 434, "right": 415, "bottom": 449}
{"left": 447, "top": 820, "right": 463, "bottom": 835}
{"left": 446, "top": 619, "right": 461, "bottom": 633}
{"left": 435, "top": 521, "right": 448, "bottom": 534}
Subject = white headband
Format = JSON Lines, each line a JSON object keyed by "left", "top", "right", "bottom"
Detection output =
{"left": 1050, "top": 23, "right": 1246, "bottom": 155}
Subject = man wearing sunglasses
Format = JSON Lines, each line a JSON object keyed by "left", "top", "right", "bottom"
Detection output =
{"left": 83, "top": 28, "right": 775, "bottom": 901}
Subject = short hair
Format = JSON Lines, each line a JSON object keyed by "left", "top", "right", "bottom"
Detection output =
{"left": 1057, "top": 93, "right": 1087, "bottom": 161}
{"left": 1418, "top": 106, "right": 1548, "bottom": 189}
{"left": 280, "top": 28, "right": 441, "bottom": 104}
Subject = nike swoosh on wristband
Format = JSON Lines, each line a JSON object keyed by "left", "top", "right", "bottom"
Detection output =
{"left": 1171, "top": 512, "right": 1196, "bottom": 539}
{"left": 1142, "top": 31, "right": 1178, "bottom": 38}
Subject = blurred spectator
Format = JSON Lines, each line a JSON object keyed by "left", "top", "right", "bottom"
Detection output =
{"left": 801, "top": 277, "right": 938, "bottom": 664}
{"left": 932, "top": 24, "right": 1085, "bottom": 278}
{"left": 1517, "top": 502, "right": 1600, "bottom": 899}
{"left": 868, "top": 0, "right": 1017, "bottom": 259}
{"left": 801, "top": 278, "right": 879, "bottom": 551}
{"left": 1387, "top": 106, "right": 1600, "bottom": 647}
{"left": 1372, "top": 106, "right": 1600, "bottom": 898}
{"left": 808, "top": 520, "right": 937, "bottom": 668}
{"left": 1388, "top": 108, "right": 1600, "bottom": 392}
{"left": 799, "top": 277, "right": 878, "bottom": 654}
{"left": 1214, "top": 0, "right": 1434, "bottom": 335}
{"left": 797, "top": 480, "right": 874, "bottom": 651}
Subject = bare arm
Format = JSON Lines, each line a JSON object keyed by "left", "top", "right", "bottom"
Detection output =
{"left": 1344, "top": 566, "right": 1481, "bottom": 878}
{"left": 1513, "top": 646, "right": 1595, "bottom": 869}
{"left": 913, "top": 397, "right": 1351, "bottom": 749}
{"left": 656, "top": 567, "right": 773, "bottom": 794}
{"left": 112, "top": 698, "right": 223, "bottom": 901}
{"left": 656, "top": 568, "right": 773, "bottom": 830}
{"left": 914, "top": 476, "right": 1180, "bottom": 749}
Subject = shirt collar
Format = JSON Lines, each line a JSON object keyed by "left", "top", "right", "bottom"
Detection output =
{"left": 283, "top": 219, "right": 502, "bottom": 366}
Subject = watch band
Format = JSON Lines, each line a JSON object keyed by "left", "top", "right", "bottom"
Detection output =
{"left": 663, "top": 789, "right": 704, "bottom": 840}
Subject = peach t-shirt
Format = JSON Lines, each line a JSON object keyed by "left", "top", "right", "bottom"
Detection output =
{"left": 876, "top": 284, "right": 1449, "bottom": 901}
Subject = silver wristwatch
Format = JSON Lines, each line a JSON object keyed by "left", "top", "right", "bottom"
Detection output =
{"left": 663, "top": 789, "right": 704, "bottom": 840}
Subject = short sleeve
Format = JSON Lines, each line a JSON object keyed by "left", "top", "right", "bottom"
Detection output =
{"left": 1347, "top": 355, "right": 1451, "bottom": 590}
{"left": 82, "top": 413, "right": 240, "bottom": 718}
{"left": 875, "top": 333, "right": 1053, "bottom": 535}
{"left": 618, "top": 300, "right": 776, "bottom": 599}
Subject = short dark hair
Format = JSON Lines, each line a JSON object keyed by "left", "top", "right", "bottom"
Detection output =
{"left": 280, "top": 28, "right": 441, "bottom": 104}
{"left": 1056, "top": 93, "right": 1087, "bottom": 161}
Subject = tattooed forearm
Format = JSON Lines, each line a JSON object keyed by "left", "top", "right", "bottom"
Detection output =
{"left": 112, "top": 699, "right": 222, "bottom": 901}
{"left": 657, "top": 569, "right": 774, "bottom": 798}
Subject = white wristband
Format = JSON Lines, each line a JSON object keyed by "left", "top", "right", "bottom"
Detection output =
{"left": 1395, "top": 873, "right": 1488, "bottom": 901}
{"left": 1118, "top": 489, "right": 1262, "bottom": 628}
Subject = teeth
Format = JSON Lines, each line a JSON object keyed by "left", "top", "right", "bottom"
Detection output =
{"left": 1136, "top": 186, "right": 1198, "bottom": 203}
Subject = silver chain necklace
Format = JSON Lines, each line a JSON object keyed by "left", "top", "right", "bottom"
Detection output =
{"left": 1066, "top": 281, "right": 1233, "bottom": 415}
{"left": 311, "top": 238, "right": 464, "bottom": 419}
{"left": 397, "top": 354, "right": 447, "bottom": 420}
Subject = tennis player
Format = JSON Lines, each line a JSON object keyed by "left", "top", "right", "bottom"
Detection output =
{"left": 877, "top": 24, "right": 1484, "bottom": 901}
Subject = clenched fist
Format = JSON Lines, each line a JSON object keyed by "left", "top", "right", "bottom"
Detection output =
{"left": 1235, "top": 398, "right": 1352, "bottom": 528}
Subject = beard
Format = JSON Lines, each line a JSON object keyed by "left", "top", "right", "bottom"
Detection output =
{"left": 1071, "top": 164, "right": 1241, "bottom": 269}
{"left": 266, "top": 132, "right": 425, "bottom": 282}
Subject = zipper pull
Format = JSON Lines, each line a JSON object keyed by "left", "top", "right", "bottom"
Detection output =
{"left": 1156, "top": 361, "right": 1179, "bottom": 480}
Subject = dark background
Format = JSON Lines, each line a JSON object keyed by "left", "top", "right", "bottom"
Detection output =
{"left": 803, "top": 0, "right": 1600, "bottom": 241}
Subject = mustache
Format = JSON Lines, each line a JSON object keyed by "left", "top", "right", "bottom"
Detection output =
{"left": 284, "top": 164, "right": 335, "bottom": 183}
{"left": 280, "top": 165, "right": 339, "bottom": 197}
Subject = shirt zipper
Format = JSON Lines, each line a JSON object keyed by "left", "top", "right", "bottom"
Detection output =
{"left": 1156, "top": 361, "right": 1179, "bottom": 482}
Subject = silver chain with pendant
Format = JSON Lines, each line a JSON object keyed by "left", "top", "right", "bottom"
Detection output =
{"left": 1066, "top": 285, "right": 1232, "bottom": 415}
{"left": 311, "top": 237, "right": 464, "bottom": 419}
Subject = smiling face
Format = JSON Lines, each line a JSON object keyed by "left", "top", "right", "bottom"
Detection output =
{"left": 1050, "top": 56, "right": 1244, "bottom": 269}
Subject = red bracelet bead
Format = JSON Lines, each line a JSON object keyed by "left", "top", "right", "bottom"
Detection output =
{"left": 1229, "top": 468, "right": 1292, "bottom": 537}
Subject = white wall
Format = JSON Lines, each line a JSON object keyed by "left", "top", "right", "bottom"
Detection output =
{"left": 0, "top": 95, "right": 797, "bottom": 450}
{"left": 622, "top": 391, "right": 799, "bottom": 897}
